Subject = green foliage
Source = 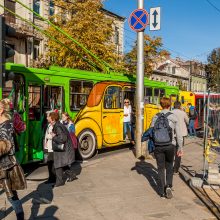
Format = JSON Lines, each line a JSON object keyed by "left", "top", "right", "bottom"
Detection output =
{"left": 206, "top": 48, "right": 220, "bottom": 92}
{"left": 42, "top": 0, "right": 124, "bottom": 72}
{"left": 124, "top": 34, "right": 170, "bottom": 75}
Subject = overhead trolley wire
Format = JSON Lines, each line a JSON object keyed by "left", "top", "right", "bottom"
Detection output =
{"left": 13, "top": 0, "right": 113, "bottom": 73}
{"left": 0, "top": 4, "right": 100, "bottom": 72}
{"left": 206, "top": 0, "right": 220, "bottom": 15}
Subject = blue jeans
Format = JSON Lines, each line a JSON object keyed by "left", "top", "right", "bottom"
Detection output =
{"left": 189, "top": 120, "right": 196, "bottom": 136}
{"left": 123, "top": 122, "right": 134, "bottom": 141}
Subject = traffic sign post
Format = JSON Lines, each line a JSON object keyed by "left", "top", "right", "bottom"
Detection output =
{"left": 129, "top": 3, "right": 160, "bottom": 158}
{"left": 131, "top": 0, "right": 146, "bottom": 159}
{"left": 150, "top": 7, "right": 161, "bottom": 31}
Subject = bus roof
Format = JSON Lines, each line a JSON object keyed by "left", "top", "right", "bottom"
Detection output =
{"left": 5, "top": 63, "right": 177, "bottom": 90}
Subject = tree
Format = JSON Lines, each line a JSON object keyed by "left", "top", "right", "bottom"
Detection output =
{"left": 124, "top": 34, "right": 170, "bottom": 75}
{"left": 206, "top": 48, "right": 220, "bottom": 92}
{"left": 38, "top": 0, "right": 124, "bottom": 72}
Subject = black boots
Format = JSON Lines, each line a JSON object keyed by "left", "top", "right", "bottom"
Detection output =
{"left": 16, "top": 211, "right": 24, "bottom": 220}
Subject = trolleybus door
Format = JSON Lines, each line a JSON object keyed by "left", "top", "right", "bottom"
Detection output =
{"left": 102, "top": 86, "right": 123, "bottom": 145}
{"left": 123, "top": 86, "right": 136, "bottom": 138}
{"left": 28, "top": 85, "right": 64, "bottom": 162}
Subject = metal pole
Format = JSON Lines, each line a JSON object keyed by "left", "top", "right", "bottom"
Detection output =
{"left": 135, "top": 0, "right": 145, "bottom": 158}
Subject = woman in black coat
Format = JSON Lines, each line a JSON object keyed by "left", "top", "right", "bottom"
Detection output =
{"left": 48, "top": 112, "right": 75, "bottom": 187}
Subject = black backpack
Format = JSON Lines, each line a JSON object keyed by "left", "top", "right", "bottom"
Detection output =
{"left": 152, "top": 112, "right": 173, "bottom": 146}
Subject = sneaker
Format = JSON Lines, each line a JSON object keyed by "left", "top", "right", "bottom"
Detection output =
{"left": 166, "top": 187, "right": 173, "bottom": 199}
{"left": 67, "top": 175, "right": 78, "bottom": 182}
{"left": 160, "top": 194, "right": 166, "bottom": 199}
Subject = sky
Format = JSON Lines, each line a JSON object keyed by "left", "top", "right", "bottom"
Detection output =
{"left": 104, "top": 0, "right": 220, "bottom": 63}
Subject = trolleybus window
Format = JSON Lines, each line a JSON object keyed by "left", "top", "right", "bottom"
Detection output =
{"left": 44, "top": 86, "right": 63, "bottom": 111}
{"left": 144, "top": 87, "right": 153, "bottom": 104}
{"left": 154, "top": 88, "right": 165, "bottom": 104}
{"left": 3, "top": 73, "right": 25, "bottom": 112}
{"left": 104, "top": 86, "right": 122, "bottom": 109}
{"left": 28, "top": 85, "right": 41, "bottom": 120}
{"left": 70, "top": 80, "right": 93, "bottom": 110}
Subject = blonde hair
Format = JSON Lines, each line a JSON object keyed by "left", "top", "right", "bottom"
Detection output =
{"left": 124, "top": 99, "right": 130, "bottom": 105}
{"left": 0, "top": 98, "right": 11, "bottom": 119}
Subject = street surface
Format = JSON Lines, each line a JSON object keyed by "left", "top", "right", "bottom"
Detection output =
{"left": 0, "top": 138, "right": 217, "bottom": 220}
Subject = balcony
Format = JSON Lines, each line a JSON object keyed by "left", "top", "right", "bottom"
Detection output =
{"left": 5, "top": 14, "right": 42, "bottom": 39}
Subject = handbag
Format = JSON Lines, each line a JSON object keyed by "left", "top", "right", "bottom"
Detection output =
{"left": 52, "top": 143, "right": 65, "bottom": 152}
{"left": 8, "top": 156, "right": 27, "bottom": 190}
{"left": 69, "top": 133, "right": 78, "bottom": 150}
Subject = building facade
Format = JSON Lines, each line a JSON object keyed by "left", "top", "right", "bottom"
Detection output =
{"left": 1, "top": 0, "right": 125, "bottom": 67}
{"left": 152, "top": 59, "right": 190, "bottom": 90}
{"left": 180, "top": 60, "right": 207, "bottom": 92}
{"left": 152, "top": 58, "right": 207, "bottom": 92}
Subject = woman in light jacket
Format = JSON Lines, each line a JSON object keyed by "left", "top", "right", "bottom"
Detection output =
{"left": 44, "top": 111, "right": 56, "bottom": 183}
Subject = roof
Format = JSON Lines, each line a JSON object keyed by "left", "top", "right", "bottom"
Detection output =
{"left": 101, "top": 8, "right": 126, "bottom": 21}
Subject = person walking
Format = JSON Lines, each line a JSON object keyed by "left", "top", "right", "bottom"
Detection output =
{"left": 188, "top": 104, "right": 197, "bottom": 137}
{"left": 61, "top": 112, "right": 77, "bottom": 182}
{"left": 0, "top": 99, "right": 26, "bottom": 220}
{"left": 172, "top": 101, "right": 189, "bottom": 174}
{"left": 44, "top": 111, "right": 56, "bottom": 184}
{"left": 123, "top": 99, "right": 135, "bottom": 145}
{"left": 49, "top": 112, "right": 75, "bottom": 187}
{"left": 150, "top": 97, "right": 183, "bottom": 199}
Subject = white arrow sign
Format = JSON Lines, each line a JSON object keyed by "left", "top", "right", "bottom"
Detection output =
{"left": 150, "top": 7, "right": 161, "bottom": 31}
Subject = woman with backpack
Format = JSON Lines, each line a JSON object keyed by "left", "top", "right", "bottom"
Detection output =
{"left": 150, "top": 97, "right": 183, "bottom": 199}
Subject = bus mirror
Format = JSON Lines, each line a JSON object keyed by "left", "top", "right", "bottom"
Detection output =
{"left": 181, "top": 96, "right": 184, "bottom": 104}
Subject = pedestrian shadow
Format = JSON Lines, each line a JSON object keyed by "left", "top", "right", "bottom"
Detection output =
{"left": 131, "top": 158, "right": 160, "bottom": 195}
{"left": 0, "top": 160, "right": 82, "bottom": 219}
{"left": 71, "top": 161, "right": 82, "bottom": 176}
{"left": 0, "top": 182, "right": 56, "bottom": 220}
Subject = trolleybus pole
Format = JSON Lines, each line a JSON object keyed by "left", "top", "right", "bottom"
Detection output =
{"left": 135, "top": 0, "right": 145, "bottom": 158}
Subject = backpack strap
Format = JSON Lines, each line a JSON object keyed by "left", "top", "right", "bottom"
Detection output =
{"left": 156, "top": 112, "right": 172, "bottom": 118}
{"left": 164, "top": 112, "right": 172, "bottom": 118}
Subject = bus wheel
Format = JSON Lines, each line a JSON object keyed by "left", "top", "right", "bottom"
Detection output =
{"left": 78, "top": 130, "right": 96, "bottom": 160}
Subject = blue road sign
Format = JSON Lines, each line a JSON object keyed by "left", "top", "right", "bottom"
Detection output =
{"left": 129, "top": 9, "right": 149, "bottom": 32}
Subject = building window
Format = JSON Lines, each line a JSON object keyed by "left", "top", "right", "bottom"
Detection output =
{"left": 114, "top": 26, "right": 119, "bottom": 45}
{"left": 5, "top": 0, "right": 16, "bottom": 23}
{"left": 49, "top": 0, "right": 55, "bottom": 16}
{"left": 172, "top": 66, "right": 176, "bottom": 74}
{"left": 33, "top": 40, "right": 40, "bottom": 60}
{"left": 33, "top": 0, "right": 40, "bottom": 14}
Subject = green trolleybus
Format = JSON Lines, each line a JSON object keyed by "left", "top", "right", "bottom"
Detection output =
{"left": 3, "top": 63, "right": 179, "bottom": 163}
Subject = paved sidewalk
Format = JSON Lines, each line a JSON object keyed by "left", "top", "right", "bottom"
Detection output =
{"left": 0, "top": 144, "right": 216, "bottom": 220}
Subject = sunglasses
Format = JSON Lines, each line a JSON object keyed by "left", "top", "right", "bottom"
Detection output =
{"left": 124, "top": 101, "right": 129, "bottom": 103}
